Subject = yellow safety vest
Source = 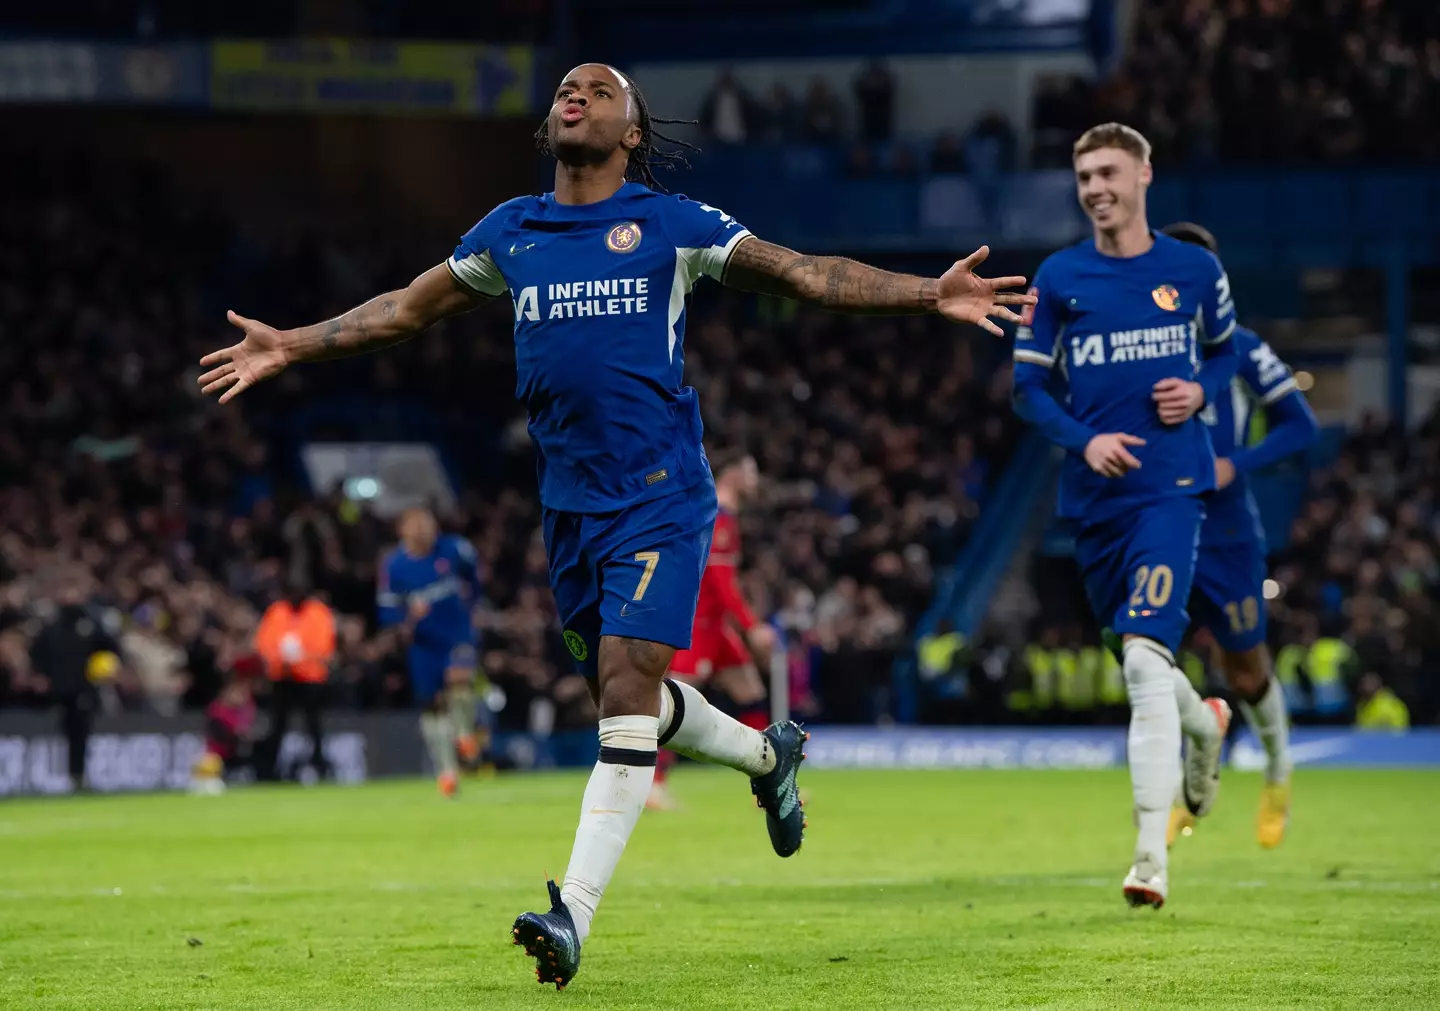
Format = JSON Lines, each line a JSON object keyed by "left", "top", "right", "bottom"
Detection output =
{"left": 1059, "top": 647, "right": 1097, "bottom": 710}
{"left": 1099, "top": 648, "right": 1126, "bottom": 705}
{"left": 917, "top": 632, "right": 965, "bottom": 681}
{"left": 1356, "top": 689, "right": 1410, "bottom": 732}
{"left": 1011, "top": 645, "right": 1056, "bottom": 712}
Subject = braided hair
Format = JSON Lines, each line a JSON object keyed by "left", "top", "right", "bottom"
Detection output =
{"left": 535, "top": 72, "right": 700, "bottom": 191}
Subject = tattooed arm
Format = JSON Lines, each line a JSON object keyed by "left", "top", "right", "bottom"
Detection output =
{"left": 198, "top": 264, "right": 487, "bottom": 403}
{"left": 723, "top": 237, "right": 936, "bottom": 313}
{"left": 721, "top": 236, "right": 1035, "bottom": 335}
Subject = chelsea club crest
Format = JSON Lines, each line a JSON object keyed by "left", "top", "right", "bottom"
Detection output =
{"left": 606, "top": 221, "right": 642, "bottom": 253}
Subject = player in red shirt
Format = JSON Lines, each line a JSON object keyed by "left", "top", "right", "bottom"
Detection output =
{"left": 650, "top": 448, "right": 775, "bottom": 810}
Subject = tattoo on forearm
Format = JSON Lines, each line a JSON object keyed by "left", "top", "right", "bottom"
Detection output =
{"left": 298, "top": 294, "right": 414, "bottom": 362}
{"left": 725, "top": 238, "right": 937, "bottom": 314}
{"left": 321, "top": 318, "right": 342, "bottom": 352}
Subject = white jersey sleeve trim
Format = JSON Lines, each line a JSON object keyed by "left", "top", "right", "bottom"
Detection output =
{"left": 1203, "top": 317, "right": 1236, "bottom": 346}
{"left": 1014, "top": 349, "right": 1056, "bottom": 367}
{"left": 1261, "top": 376, "right": 1299, "bottom": 405}
{"left": 696, "top": 228, "right": 752, "bottom": 283}
{"left": 446, "top": 250, "right": 507, "bottom": 297}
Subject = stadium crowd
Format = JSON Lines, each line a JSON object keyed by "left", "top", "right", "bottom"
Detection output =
{"left": 0, "top": 153, "right": 1021, "bottom": 729}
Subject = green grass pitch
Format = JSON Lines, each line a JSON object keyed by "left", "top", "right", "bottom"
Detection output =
{"left": 2, "top": 768, "right": 1438, "bottom": 1009}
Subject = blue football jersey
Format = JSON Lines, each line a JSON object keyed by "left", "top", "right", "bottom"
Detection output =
{"left": 1012, "top": 232, "right": 1238, "bottom": 524}
{"left": 446, "top": 182, "right": 752, "bottom": 514}
{"left": 377, "top": 534, "right": 482, "bottom": 650}
{"left": 1198, "top": 325, "right": 1313, "bottom": 549}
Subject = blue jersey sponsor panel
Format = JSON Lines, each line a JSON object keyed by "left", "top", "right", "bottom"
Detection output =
{"left": 447, "top": 183, "right": 750, "bottom": 514}
{"left": 1012, "top": 232, "right": 1238, "bottom": 525}
{"left": 1072, "top": 496, "right": 1203, "bottom": 654}
{"left": 545, "top": 484, "right": 718, "bottom": 678}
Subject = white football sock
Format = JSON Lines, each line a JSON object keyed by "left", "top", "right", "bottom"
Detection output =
{"left": 1240, "top": 677, "right": 1291, "bottom": 783}
{"left": 658, "top": 678, "right": 775, "bottom": 777}
{"left": 447, "top": 685, "right": 476, "bottom": 741}
{"left": 1123, "top": 639, "right": 1183, "bottom": 866}
{"left": 560, "top": 715, "right": 658, "bottom": 944}
{"left": 419, "top": 712, "right": 458, "bottom": 776}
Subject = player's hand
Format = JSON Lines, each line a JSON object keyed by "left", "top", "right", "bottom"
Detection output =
{"left": 935, "top": 247, "right": 1035, "bottom": 338}
{"left": 198, "top": 312, "right": 291, "bottom": 404}
{"left": 1084, "top": 433, "right": 1146, "bottom": 478}
{"left": 746, "top": 624, "right": 777, "bottom": 663}
{"left": 1152, "top": 378, "right": 1205, "bottom": 425}
{"left": 1215, "top": 457, "right": 1236, "bottom": 490}
{"left": 408, "top": 599, "right": 431, "bottom": 622}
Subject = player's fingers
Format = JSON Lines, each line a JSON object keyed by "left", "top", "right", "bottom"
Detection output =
{"left": 198, "top": 347, "right": 235, "bottom": 368}
{"left": 956, "top": 245, "right": 990, "bottom": 271}
{"left": 217, "top": 376, "right": 251, "bottom": 405}
{"left": 197, "top": 362, "right": 235, "bottom": 386}
{"left": 1117, "top": 434, "right": 1147, "bottom": 446}
{"left": 226, "top": 309, "right": 254, "bottom": 331}
{"left": 992, "top": 290, "right": 1037, "bottom": 305}
{"left": 1152, "top": 377, "right": 1182, "bottom": 392}
{"left": 986, "top": 276, "right": 1029, "bottom": 293}
{"left": 200, "top": 373, "right": 240, "bottom": 396}
{"left": 979, "top": 317, "right": 1004, "bottom": 338}
{"left": 990, "top": 306, "right": 1024, "bottom": 325}
{"left": 1118, "top": 449, "right": 1143, "bottom": 470}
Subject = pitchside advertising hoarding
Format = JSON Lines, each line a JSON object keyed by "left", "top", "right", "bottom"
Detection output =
{"left": 2, "top": 717, "right": 1437, "bottom": 797}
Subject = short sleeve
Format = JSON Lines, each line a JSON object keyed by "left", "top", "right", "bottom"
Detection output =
{"left": 663, "top": 195, "right": 752, "bottom": 285}
{"left": 1198, "top": 249, "right": 1236, "bottom": 346}
{"left": 446, "top": 204, "right": 514, "bottom": 298}
{"left": 1240, "top": 333, "right": 1299, "bottom": 406}
{"left": 1013, "top": 259, "right": 1063, "bottom": 370}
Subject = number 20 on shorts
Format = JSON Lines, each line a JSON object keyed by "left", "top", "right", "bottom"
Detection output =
{"left": 1129, "top": 565, "right": 1173, "bottom": 610}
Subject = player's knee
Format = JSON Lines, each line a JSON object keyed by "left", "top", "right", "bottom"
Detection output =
{"left": 597, "top": 635, "right": 672, "bottom": 718}
{"left": 1120, "top": 636, "right": 1174, "bottom": 694}
{"left": 1223, "top": 646, "right": 1270, "bottom": 703}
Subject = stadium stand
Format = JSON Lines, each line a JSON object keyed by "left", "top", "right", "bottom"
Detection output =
{"left": 0, "top": 152, "right": 1022, "bottom": 728}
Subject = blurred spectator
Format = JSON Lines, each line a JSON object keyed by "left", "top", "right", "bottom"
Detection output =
{"left": 1355, "top": 672, "right": 1410, "bottom": 731}
{"left": 853, "top": 59, "right": 896, "bottom": 143}
{"left": 803, "top": 77, "right": 846, "bottom": 144}
{"left": 964, "top": 112, "right": 1019, "bottom": 178}
{"left": 254, "top": 580, "right": 336, "bottom": 780}
{"left": 757, "top": 82, "right": 802, "bottom": 144}
{"left": 930, "top": 131, "right": 967, "bottom": 174}
{"left": 699, "top": 68, "right": 757, "bottom": 146}
{"left": 27, "top": 571, "right": 122, "bottom": 791}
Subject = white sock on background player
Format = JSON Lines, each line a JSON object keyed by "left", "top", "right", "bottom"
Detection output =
{"left": 419, "top": 711, "right": 458, "bottom": 776}
{"left": 658, "top": 677, "right": 776, "bottom": 777}
{"left": 560, "top": 715, "right": 658, "bottom": 944}
{"left": 1123, "top": 639, "right": 1183, "bottom": 864}
{"left": 1240, "top": 677, "right": 1291, "bottom": 782}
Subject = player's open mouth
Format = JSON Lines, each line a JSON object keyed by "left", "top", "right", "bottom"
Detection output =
{"left": 1087, "top": 198, "right": 1116, "bottom": 216}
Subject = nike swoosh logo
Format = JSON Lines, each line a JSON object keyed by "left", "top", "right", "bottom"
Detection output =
{"left": 509, "top": 242, "right": 536, "bottom": 255}
{"left": 775, "top": 768, "right": 799, "bottom": 819}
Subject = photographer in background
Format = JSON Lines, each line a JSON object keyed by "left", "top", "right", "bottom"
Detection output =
{"left": 28, "top": 569, "right": 123, "bottom": 792}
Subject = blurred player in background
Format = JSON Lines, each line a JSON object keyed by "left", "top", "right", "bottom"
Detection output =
{"left": 377, "top": 507, "right": 484, "bottom": 797}
{"left": 190, "top": 674, "right": 259, "bottom": 795}
{"left": 651, "top": 447, "right": 775, "bottom": 810}
{"left": 1012, "top": 123, "right": 1239, "bottom": 909}
{"left": 1162, "top": 221, "right": 1319, "bottom": 849}
{"left": 197, "top": 61, "right": 1032, "bottom": 988}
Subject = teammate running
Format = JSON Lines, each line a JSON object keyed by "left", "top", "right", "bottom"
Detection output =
{"left": 651, "top": 447, "right": 774, "bottom": 810}
{"left": 1011, "top": 123, "right": 1238, "bottom": 909}
{"left": 377, "top": 507, "right": 484, "bottom": 797}
{"left": 197, "top": 62, "right": 1033, "bottom": 988}
{"left": 1161, "top": 221, "right": 1319, "bottom": 849}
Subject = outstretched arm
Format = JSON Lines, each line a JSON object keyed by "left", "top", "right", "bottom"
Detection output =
{"left": 199, "top": 264, "right": 488, "bottom": 403}
{"left": 722, "top": 237, "right": 1034, "bottom": 335}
